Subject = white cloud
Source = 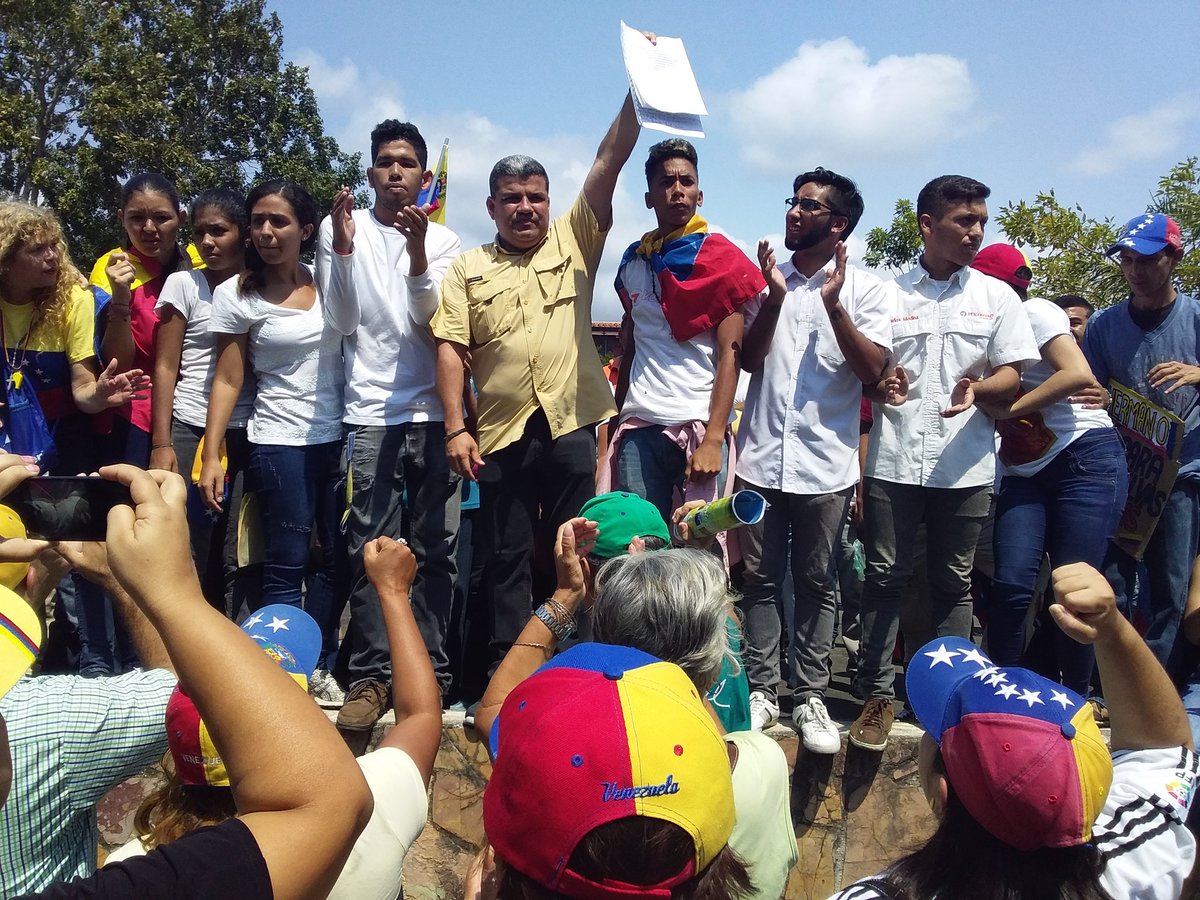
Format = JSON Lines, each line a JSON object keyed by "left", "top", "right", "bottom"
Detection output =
{"left": 724, "top": 38, "right": 976, "bottom": 174}
{"left": 1069, "top": 94, "right": 1200, "bottom": 176}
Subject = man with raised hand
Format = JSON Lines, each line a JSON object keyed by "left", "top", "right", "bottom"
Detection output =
{"left": 737, "top": 168, "right": 892, "bottom": 749}
{"left": 431, "top": 74, "right": 647, "bottom": 673}
{"left": 848, "top": 175, "right": 1039, "bottom": 752}
{"left": 318, "top": 120, "right": 463, "bottom": 739}
{"left": 1083, "top": 213, "right": 1199, "bottom": 679}
{"left": 21, "top": 464, "right": 372, "bottom": 899}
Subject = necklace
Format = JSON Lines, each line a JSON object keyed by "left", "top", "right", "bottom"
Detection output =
{"left": 0, "top": 305, "right": 43, "bottom": 391}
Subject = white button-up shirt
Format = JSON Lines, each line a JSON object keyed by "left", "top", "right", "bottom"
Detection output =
{"left": 737, "top": 260, "right": 895, "bottom": 495}
{"left": 866, "top": 264, "right": 1039, "bottom": 488}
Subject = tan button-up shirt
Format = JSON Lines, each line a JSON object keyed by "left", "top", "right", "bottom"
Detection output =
{"left": 432, "top": 192, "right": 617, "bottom": 456}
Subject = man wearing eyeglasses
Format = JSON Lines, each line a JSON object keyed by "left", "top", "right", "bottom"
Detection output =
{"left": 607, "top": 139, "right": 766, "bottom": 535}
{"left": 734, "top": 168, "right": 894, "bottom": 749}
{"left": 1082, "top": 213, "right": 1199, "bottom": 678}
{"left": 845, "top": 175, "right": 1039, "bottom": 752}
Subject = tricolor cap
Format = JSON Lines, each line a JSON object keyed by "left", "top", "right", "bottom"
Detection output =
{"left": 0, "top": 583, "right": 41, "bottom": 698}
{"left": 906, "top": 637, "right": 1112, "bottom": 851}
{"left": 578, "top": 491, "right": 671, "bottom": 560}
{"left": 167, "top": 605, "right": 320, "bottom": 787}
{"left": 1106, "top": 213, "right": 1183, "bottom": 257}
{"left": 484, "top": 643, "right": 735, "bottom": 899}
{"left": 970, "top": 243, "right": 1033, "bottom": 291}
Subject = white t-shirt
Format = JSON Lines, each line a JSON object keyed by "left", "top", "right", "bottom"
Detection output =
{"left": 618, "top": 255, "right": 762, "bottom": 427}
{"left": 737, "top": 260, "right": 894, "bottom": 495}
{"left": 208, "top": 271, "right": 345, "bottom": 446}
{"left": 155, "top": 271, "right": 255, "bottom": 429}
{"left": 727, "top": 731, "right": 799, "bottom": 900}
{"left": 827, "top": 746, "right": 1199, "bottom": 900}
{"left": 998, "top": 297, "right": 1113, "bottom": 478}
{"left": 106, "top": 746, "right": 429, "bottom": 899}
{"left": 866, "top": 265, "right": 1040, "bottom": 489}
{"left": 316, "top": 210, "right": 462, "bottom": 426}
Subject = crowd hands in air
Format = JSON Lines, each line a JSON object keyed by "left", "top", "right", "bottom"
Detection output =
{"left": 1, "top": 26, "right": 1200, "bottom": 900}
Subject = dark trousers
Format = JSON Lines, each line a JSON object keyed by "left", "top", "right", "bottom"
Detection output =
{"left": 477, "top": 410, "right": 596, "bottom": 672}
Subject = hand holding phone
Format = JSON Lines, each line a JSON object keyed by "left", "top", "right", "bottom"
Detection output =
{"left": 5, "top": 477, "right": 134, "bottom": 542}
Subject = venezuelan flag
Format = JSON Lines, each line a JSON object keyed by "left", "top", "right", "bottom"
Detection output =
{"left": 418, "top": 139, "right": 449, "bottom": 225}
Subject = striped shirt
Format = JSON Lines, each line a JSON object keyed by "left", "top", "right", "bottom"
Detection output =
{"left": 828, "top": 746, "right": 1199, "bottom": 900}
{"left": 0, "top": 668, "right": 176, "bottom": 896}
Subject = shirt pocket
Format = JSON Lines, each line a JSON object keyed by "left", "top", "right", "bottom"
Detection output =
{"left": 944, "top": 317, "right": 993, "bottom": 379}
{"left": 535, "top": 253, "right": 576, "bottom": 309}
{"left": 467, "top": 273, "right": 519, "bottom": 346}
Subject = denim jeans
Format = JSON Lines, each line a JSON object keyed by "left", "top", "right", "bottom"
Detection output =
{"left": 616, "top": 425, "right": 727, "bottom": 524}
{"left": 989, "top": 428, "right": 1128, "bottom": 693}
{"left": 172, "top": 419, "right": 253, "bottom": 616}
{"left": 737, "top": 480, "right": 852, "bottom": 701}
{"left": 477, "top": 410, "right": 596, "bottom": 672}
{"left": 339, "top": 422, "right": 461, "bottom": 693}
{"left": 247, "top": 440, "right": 349, "bottom": 669}
{"left": 854, "top": 478, "right": 992, "bottom": 699}
{"left": 1103, "top": 479, "right": 1200, "bottom": 683}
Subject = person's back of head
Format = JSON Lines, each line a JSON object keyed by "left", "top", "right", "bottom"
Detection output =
{"left": 484, "top": 643, "right": 753, "bottom": 899}
{"left": 592, "top": 547, "right": 733, "bottom": 693}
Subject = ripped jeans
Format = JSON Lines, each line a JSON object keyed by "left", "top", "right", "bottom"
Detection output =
{"left": 247, "top": 440, "right": 348, "bottom": 665}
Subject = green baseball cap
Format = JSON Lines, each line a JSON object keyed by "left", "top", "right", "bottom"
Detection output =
{"left": 578, "top": 491, "right": 671, "bottom": 559}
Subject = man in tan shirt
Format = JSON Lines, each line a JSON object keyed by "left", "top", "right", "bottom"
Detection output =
{"left": 432, "top": 92, "right": 641, "bottom": 672}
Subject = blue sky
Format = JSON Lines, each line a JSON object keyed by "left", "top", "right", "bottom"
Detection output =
{"left": 270, "top": 1, "right": 1200, "bottom": 320}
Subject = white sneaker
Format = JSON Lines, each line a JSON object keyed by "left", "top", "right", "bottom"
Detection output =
{"left": 310, "top": 669, "right": 346, "bottom": 708}
{"left": 795, "top": 696, "right": 841, "bottom": 754}
{"left": 748, "top": 690, "right": 779, "bottom": 732}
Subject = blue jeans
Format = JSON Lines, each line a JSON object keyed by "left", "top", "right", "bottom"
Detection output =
{"left": 990, "top": 428, "right": 1128, "bottom": 694}
{"left": 247, "top": 441, "right": 348, "bottom": 669}
{"left": 339, "top": 422, "right": 461, "bottom": 692}
{"left": 615, "top": 425, "right": 727, "bottom": 524}
{"left": 1104, "top": 478, "right": 1200, "bottom": 683}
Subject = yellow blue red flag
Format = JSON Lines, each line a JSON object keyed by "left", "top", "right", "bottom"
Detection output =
{"left": 418, "top": 139, "right": 448, "bottom": 225}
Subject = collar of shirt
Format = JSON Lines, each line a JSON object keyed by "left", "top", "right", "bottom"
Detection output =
{"left": 778, "top": 256, "right": 828, "bottom": 291}
{"left": 905, "top": 260, "right": 969, "bottom": 292}
{"left": 488, "top": 232, "right": 550, "bottom": 260}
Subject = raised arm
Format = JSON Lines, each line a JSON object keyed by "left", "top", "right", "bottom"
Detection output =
{"left": 1051, "top": 562, "right": 1193, "bottom": 752}
{"left": 581, "top": 92, "right": 641, "bottom": 232}
{"left": 366, "top": 537, "right": 442, "bottom": 785}
{"left": 743, "top": 240, "right": 788, "bottom": 372}
{"left": 318, "top": 192, "right": 362, "bottom": 337}
{"left": 101, "top": 465, "right": 373, "bottom": 899}
{"left": 820, "top": 243, "right": 887, "bottom": 383}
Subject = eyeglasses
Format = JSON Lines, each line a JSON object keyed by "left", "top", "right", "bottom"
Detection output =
{"left": 785, "top": 196, "right": 842, "bottom": 216}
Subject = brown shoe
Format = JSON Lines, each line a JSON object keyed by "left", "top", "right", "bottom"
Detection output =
{"left": 336, "top": 679, "right": 390, "bottom": 732}
{"left": 848, "top": 698, "right": 894, "bottom": 751}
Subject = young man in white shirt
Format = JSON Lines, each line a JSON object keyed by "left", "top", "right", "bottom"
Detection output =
{"left": 609, "top": 139, "right": 765, "bottom": 525}
{"left": 736, "top": 168, "right": 893, "bottom": 749}
{"left": 848, "top": 175, "right": 1039, "bottom": 751}
{"left": 318, "top": 120, "right": 463, "bottom": 738}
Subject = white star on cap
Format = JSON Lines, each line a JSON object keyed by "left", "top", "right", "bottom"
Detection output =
{"left": 1051, "top": 690, "right": 1074, "bottom": 710}
{"left": 244, "top": 613, "right": 264, "bottom": 628}
{"left": 924, "top": 643, "right": 957, "bottom": 668}
{"left": 996, "top": 684, "right": 1020, "bottom": 699}
{"left": 1020, "top": 689, "right": 1044, "bottom": 708}
{"left": 266, "top": 616, "right": 290, "bottom": 633}
{"left": 958, "top": 647, "right": 990, "bottom": 668}
{"left": 973, "top": 665, "right": 998, "bottom": 681}
{"left": 985, "top": 671, "right": 1009, "bottom": 687}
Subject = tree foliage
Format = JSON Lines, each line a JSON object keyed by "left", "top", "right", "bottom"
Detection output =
{"left": 997, "top": 157, "right": 1200, "bottom": 310}
{"left": 0, "top": 0, "right": 364, "bottom": 265}
{"left": 864, "top": 199, "right": 922, "bottom": 273}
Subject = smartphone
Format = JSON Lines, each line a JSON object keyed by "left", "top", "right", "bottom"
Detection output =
{"left": 4, "top": 477, "right": 133, "bottom": 541}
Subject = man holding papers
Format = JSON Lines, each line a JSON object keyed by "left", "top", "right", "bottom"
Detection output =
{"left": 431, "top": 81, "right": 644, "bottom": 671}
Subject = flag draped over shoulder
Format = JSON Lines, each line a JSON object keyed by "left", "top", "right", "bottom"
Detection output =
{"left": 418, "top": 139, "right": 449, "bottom": 225}
{"left": 614, "top": 215, "right": 766, "bottom": 342}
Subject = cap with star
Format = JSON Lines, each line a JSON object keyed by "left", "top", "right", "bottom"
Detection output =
{"left": 1106, "top": 212, "right": 1182, "bottom": 258}
{"left": 166, "top": 605, "right": 321, "bottom": 787}
{"left": 906, "top": 636, "right": 1113, "bottom": 851}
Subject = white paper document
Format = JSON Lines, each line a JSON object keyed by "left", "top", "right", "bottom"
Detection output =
{"left": 620, "top": 20, "right": 707, "bottom": 138}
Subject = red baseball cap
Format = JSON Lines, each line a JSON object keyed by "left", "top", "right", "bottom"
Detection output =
{"left": 971, "top": 243, "right": 1033, "bottom": 291}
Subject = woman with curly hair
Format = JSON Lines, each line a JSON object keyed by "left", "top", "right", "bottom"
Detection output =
{"left": 0, "top": 201, "right": 150, "bottom": 473}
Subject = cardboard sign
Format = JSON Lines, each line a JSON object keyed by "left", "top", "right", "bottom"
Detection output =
{"left": 1109, "top": 380, "right": 1184, "bottom": 559}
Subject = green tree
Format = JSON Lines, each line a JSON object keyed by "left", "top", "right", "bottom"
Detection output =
{"left": 0, "top": 0, "right": 364, "bottom": 266}
{"left": 997, "top": 157, "right": 1200, "bottom": 310}
{"left": 864, "top": 198, "right": 922, "bottom": 273}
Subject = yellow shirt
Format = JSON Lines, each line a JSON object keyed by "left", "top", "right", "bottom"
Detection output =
{"left": 432, "top": 192, "right": 617, "bottom": 456}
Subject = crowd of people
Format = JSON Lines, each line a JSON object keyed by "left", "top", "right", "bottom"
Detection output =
{"left": 0, "top": 34, "right": 1199, "bottom": 895}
